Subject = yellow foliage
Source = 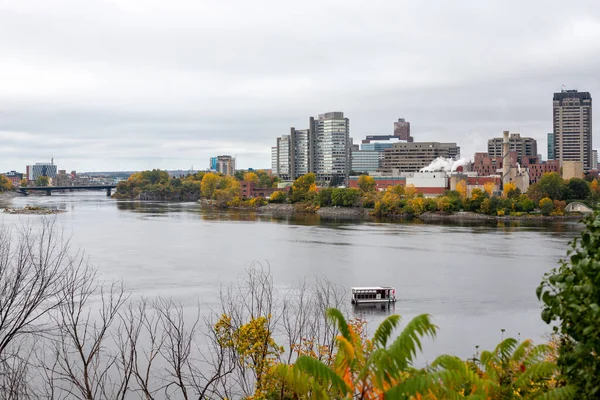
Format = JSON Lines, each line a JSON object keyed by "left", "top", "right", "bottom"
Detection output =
{"left": 404, "top": 184, "right": 417, "bottom": 199}
{"left": 201, "top": 173, "right": 220, "bottom": 198}
{"left": 244, "top": 172, "right": 259, "bottom": 184}
{"left": 215, "top": 314, "right": 283, "bottom": 398}
{"left": 357, "top": 175, "right": 376, "bottom": 193}
{"left": 456, "top": 180, "right": 467, "bottom": 198}
{"left": 436, "top": 196, "right": 452, "bottom": 212}
{"left": 503, "top": 182, "right": 517, "bottom": 197}
{"left": 407, "top": 197, "right": 425, "bottom": 215}
{"left": 591, "top": 179, "right": 600, "bottom": 194}
{"left": 483, "top": 181, "right": 495, "bottom": 196}
{"left": 0, "top": 175, "right": 12, "bottom": 191}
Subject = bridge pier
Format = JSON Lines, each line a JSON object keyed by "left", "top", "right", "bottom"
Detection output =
{"left": 106, "top": 187, "right": 112, "bottom": 197}
{"left": 46, "top": 189, "right": 52, "bottom": 196}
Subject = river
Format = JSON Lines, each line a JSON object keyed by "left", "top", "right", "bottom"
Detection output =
{"left": 0, "top": 191, "right": 583, "bottom": 363}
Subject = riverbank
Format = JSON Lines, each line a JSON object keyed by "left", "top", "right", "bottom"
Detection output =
{"left": 201, "top": 201, "right": 587, "bottom": 222}
{"left": 419, "top": 211, "right": 585, "bottom": 221}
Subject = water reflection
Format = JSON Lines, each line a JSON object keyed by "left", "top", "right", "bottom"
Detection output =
{"left": 351, "top": 302, "right": 396, "bottom": 318}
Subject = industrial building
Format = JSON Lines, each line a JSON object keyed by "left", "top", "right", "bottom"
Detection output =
{"left": 487, "top": 133, "right": 537, "bottom": 163}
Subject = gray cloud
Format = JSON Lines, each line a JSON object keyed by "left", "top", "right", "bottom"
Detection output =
{"left": 1, "top": 0, "right": 600, "bottom": 172}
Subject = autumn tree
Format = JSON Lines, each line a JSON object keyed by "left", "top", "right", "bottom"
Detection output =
{"left": 0, "top": 175, "right": 12, "bottom": 191}
{"left": 539, "top": 197, "right": 554, "bottom": 216}
{"left": 483, "top": 181, "right": 495, "bottom": 196}
{"left": 503, "top": 182, "right": 517, "bottom": 197}
{"left": 201, "top": 172, "right": 220, "bottom": 198}
{"left": 19, "top": 178, "right": 28, "bottom": 187}
{"left": 356, "top": 175, "right": 376, "bottom": 193}
{"left": 290, "top": 173, "right": 316, "bottom": 203}
{"left": 243, "top": 172, "right": 259, "bottom": 184}
{"left": 456, "top": 179, "right": 467, "bottom": 198}
{"left": 269, "top": 191, "right": 287, "bottom": 203}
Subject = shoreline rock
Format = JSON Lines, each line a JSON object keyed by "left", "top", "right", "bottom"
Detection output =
{"left": 419, "top": 211, "right": 584, "bottom": 222}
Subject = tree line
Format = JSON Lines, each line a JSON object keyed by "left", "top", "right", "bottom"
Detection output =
{"left": 267, "top": 172, "right": 600, "bottom": 217}
{"left": 113, "top": 169, "right": 279, "bottom": 203}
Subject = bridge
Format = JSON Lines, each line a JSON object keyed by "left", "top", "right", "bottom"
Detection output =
{"left": 18, "top": 185, "right": 117, "bottom": 197}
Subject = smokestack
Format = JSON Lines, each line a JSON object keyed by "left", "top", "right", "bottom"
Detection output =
{"left": 502, "top": 131, "right": 510, "bottom": 187}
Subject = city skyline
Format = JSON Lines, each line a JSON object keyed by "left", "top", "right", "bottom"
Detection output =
{"left": 1, "top": 1, "right": 600, "bottom": 172}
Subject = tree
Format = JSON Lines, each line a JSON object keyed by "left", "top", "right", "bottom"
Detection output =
{"left": 356, "top": 175, "right": 376, "bottom": 193}
{"left": 201, "top": 173, "right": 220, "bottom": 198}
{"left": 19, "top": 178, "right": 28, "bottom": 187}
{"left": 567, "top": 178, "right": 590, "bottom": 201}
{"left": 456, "top": 180, "right": 467, "bottom": 199}
{"left": 516, "top": 194, "right": 535, "bottom": 213}
{"left": 0, "top": 175, "right": 12, "bottom": 191}
{"left": 278, "top": 308, "right": 438, "bottom": 399}
{"left": 331, "top": 188, "right": 361, "bottom": 207}
{"left": 290, "top": 173, "right": 316, "bottom": 203}
{"left": 0, "top": 220, "right": 90, "bottom": 396}
{"left": 243, "top": 172, "right": 259, "bottom": 184}
{"left": 537, "top": 173, "right": 567, "bottom": 200}
{"left": 269, "top": 191, "right": 287, "bottom": 203}
{"left": 317, "top": 188, "right": 333, "bottom": 207}
{"left": 539, "top": 197, "right": 554, "bottom": 216}
{"left": 538, "top": 208, "right": 600, "bottom": 397}
{"left": 234, "top": 170, "right": 245, "bottom": 181}
{"left": 484, "top": 181, "right": 495, "bottom": 196}
{"left": 258, "top": 173, "right": 272, "bottom": 189}
{"left": 35, "top": 175, "right": 49, "bottom": 187}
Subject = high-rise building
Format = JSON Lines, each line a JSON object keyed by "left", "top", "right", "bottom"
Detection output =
{"left": 487, "top": 133, "right": 537, "bottom": 163}
{"left": 547, "top": 133, "right": 555, "bottom": 160}
{"left": 209, "top": 155, "right": 236, "bottom": 176}
{"left": 275, "top": 136, "right": 291, "bottom": 180}
{"left": 379, "top": 142, "right": 460, "bottom": 173}
{"left": 593, "top": 150, "right": 598, "bottom": 170}
{"left": 393, "top": 118, "right": 413, "bottom": 142}
{"left": 312, "top": 112, "right": 350, "bottom": 182}
{"left": 270, "top": 147, "right": 278, "bottom": 176}
{"left": 273, "top": 112, "right": 351, "bottom": 183}
{"left": 553, "top": 89, "right": 593, "bottom": 170}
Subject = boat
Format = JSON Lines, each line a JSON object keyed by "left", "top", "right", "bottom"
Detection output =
{"left": 351, "top": 286, "right": 396, "bottom": 305}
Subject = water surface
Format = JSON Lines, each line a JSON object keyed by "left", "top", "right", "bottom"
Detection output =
{"left": 0, "top": 192, "right": 582, "bottom": 362}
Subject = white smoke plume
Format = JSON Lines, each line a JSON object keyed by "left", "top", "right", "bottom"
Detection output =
{"left": 420, "top": 157, "right": 469, "bottom": 172}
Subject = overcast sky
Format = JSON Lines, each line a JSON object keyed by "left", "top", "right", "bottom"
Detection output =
{"left": 1, "top": 0, "right": 600, "bottom": 172}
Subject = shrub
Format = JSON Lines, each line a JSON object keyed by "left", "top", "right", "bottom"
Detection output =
{"left": 539, "top": 197, "right": 554, "bottom": 216}
{"left": 269, "top": 191, "right": 287, "bottom": 203}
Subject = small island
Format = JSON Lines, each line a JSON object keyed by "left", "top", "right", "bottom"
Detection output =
{"left": 3, "top": 206, "right": 65, "bottom": 215}
{"left": 112, "top": 168, "right": 598, "bottom": 221}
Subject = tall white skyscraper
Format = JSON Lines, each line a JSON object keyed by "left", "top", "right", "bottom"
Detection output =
{"left": 273, "top": 112, "right": 351, "bottom": 183}
{"left": 311, "top": 112, "right": 350, "bottom": 183}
